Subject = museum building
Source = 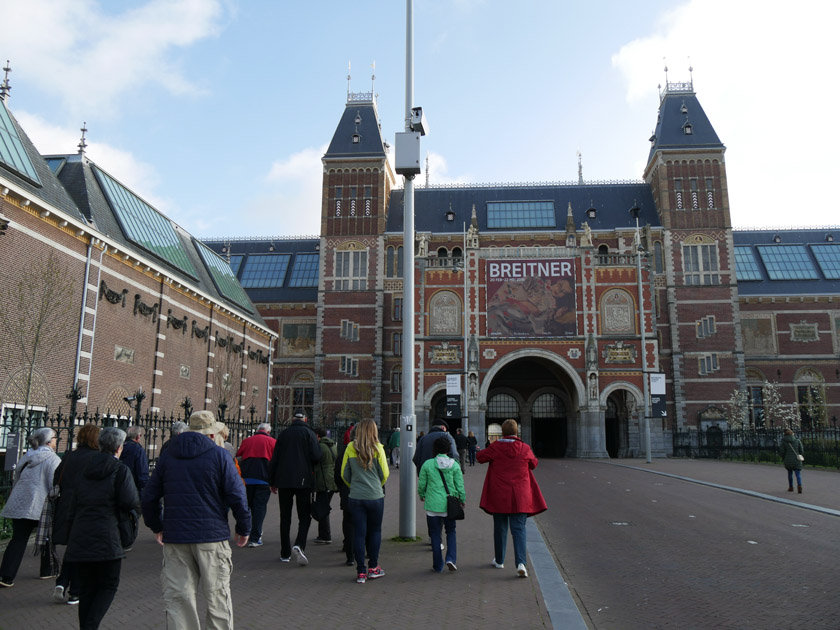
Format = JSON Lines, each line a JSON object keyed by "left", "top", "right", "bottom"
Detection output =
{"left": 206, "top": 78, "right": 840, "bottom": 458}
{"left": 0, "top": 84, "right": 275, "bottom": 447}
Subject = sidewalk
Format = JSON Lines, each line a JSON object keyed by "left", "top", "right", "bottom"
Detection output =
{"left": 0, "top": 461, "right": 556, "bottom": 630}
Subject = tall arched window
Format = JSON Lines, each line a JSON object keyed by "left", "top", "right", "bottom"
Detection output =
{"left": 386, "top": 246, "right": 395, "bottom": 277}
{"left": 654, "top": 241, "right": 664, "bottom": 273}
{"left": 532, "top": 393, "right": 565, "bottom": 418}
{"left": 487, "top": 393, "right": 519, "bottom": 419}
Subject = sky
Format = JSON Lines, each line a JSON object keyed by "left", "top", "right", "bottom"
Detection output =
{"left": 0, "top": 0, "right": 837, "bottom": 239}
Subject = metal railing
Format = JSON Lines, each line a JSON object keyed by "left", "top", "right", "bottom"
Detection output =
{"left": 672, "top": 427, "right": 840, "bottom": 469}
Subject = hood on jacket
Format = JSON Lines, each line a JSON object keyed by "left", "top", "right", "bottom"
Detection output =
{"left": 83, "top": 452, "right": 122, "bottom": 481}
{"left": 434, "top": 455, "right": 456, "bottom": 470}
{"left": 321, "top": 437, "right": 336, "bottom": 447}
{"left": 168, "top": 431, "right": 218, "bottom": 460}
{"left": 20, "top": 449, "right": 56, "bottom": 469}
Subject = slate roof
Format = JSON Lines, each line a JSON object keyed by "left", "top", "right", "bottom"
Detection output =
{"left": 324, "top": 98, "right": 388, "bottom": 160}
{"left": 648, "top": 86, "right": 724, "bottom": 162}
{"left": 385, "top": 182, "right": 659, "bottom": 234}
{"left": 45, "top": 153, "right": 267, "bottom": 324}
{"left": 0, "top": 101, "right": 90, "bottom": 225}
{"left": 202, "top": 238, "right": 320, "bottom": 304}
{"left": 734, "top": 228, "right": 840, "bottom": 295}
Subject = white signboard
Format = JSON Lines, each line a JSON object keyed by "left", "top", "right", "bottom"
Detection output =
{"left": 446, "top": 374, "right": 461, "bottom": 395}
{"left": 649, "top": 373, "right": 666, "bottom": 396}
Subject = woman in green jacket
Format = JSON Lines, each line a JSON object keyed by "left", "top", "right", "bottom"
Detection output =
{"left": 779, "top": 428, "right": 804, "bottom": 493}
{"left": 418, "top": 436, "right": 465, "bottom": 572}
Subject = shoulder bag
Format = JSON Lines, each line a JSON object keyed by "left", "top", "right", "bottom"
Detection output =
{"left": 438, "top": 469, "right": 465, "bottom": 520}
{"left": 788, "top": 442, "right": 805, "bottom": 463}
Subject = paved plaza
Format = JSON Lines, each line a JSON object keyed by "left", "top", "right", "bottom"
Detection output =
{"left": 1, "top": 457, "right": 838, "bottom": 629}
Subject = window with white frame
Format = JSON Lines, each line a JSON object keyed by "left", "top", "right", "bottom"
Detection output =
{"left": 340, "top": 319, "right": 359, "bottom": 341}
{"left": 393, "top": 297, "right": 403, "bottom": 321}
{"left": 393, "top": 332, "right": 402, "bottom": 356}
{"left": 697, "top": 353, "right": 720, "bottom": 376}
{"left": 696, "top": 316, "right": 717, "bottom": 339}
{"left": 335, "top": 249, "right": 367, "bottom": 290}
{"left": 391, "top": 368, "right": 402, "bottom": 393}
{"left": 339, "top": 356, "right": 359, "bottom": 376}
{"left": 683, "top": 239, "right": 719, "bottom": 285}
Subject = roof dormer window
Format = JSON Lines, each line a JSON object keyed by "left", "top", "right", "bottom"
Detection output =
{"left": 587, "top": 207, "right": 597, "bottom": 220}
{"left": 682, "top": 121, "right": 693, "bottom": 135}
{"left": 352, "top": 134, "right": 361, "bottom": 144}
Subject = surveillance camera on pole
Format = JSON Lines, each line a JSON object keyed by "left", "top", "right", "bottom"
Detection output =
{"left": 395, "top": 106, "right": 429, "bottom": 177}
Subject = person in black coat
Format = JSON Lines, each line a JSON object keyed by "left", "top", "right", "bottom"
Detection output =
{"left": 52, "top": 423, "right": 101, "bottom": 605}
{"left": 267, "top": 412, "right": 321, "bottom": 565}
{"left": 65, "top": 427, "right": 139, "bottom": 630}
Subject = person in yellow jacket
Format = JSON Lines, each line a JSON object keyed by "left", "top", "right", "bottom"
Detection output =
{"left": 340, "top": 419, "right": 389, "bottom": 584}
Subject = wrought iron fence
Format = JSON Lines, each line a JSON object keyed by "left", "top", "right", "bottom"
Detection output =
{"left": 0, "top": 407, "right": 354, "bottom": 511}
{"left": 672, "top": 427, "right": 840, "bottom": 469}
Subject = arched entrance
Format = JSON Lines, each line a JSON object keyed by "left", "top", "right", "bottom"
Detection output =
{"left": 603, "top": 386, "right": 639, "bottom": 458}
{"left": 430, "top": 394, "right": 463, "bottom": 432}
{"left": 483, "top": 353, "right": 581, "bottom": 458}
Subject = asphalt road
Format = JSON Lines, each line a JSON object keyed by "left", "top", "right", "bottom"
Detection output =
{"left": 535, "top": 460, "right": 840, "bottom": 630}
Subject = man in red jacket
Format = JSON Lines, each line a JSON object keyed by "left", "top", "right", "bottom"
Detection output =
{"left": 477, "top": 419, "right": 547, "bottom": 578}
{"left": 236, "top": 423, "right": 276, "bottom": 548}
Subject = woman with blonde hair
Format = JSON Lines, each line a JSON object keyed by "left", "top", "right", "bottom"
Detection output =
{"left": 340, "top": 419, "right": 389, "bottom": 583}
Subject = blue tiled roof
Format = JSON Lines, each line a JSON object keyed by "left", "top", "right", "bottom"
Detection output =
{"left": 385, "top": 183, "right": 659, "bottom": 234}
{"left": 202, "top": 238, "right": 320, "bottom": 304}
{"left": 648, "top": 89, "right": 723, "bottom": 162}
{"left": 734, "top": 229, "right": 840, "bottom": 295}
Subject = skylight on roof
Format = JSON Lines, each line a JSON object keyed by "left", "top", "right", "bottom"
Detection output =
{"left": 756, "top": 245, "right": 818, "bottom": 280}
{"left": 0, "top": 101, "right": 42, "bottom": 185}
{"left": 194, "top": 240, "right": 253, "bottom": 313}
{"left": 228, "top": 255, "right": 244, "bottom": 276}
{"left": 287, "top": 253, "right": 319, "bottom": 287}
{"left": 810, "top": 244, "right": 840, "bottom": 280}
{"left": 487, "top": 201, "right": 555, "bottom": 229}
{"left": 240, "top": 254, "right": 290, "bottom": 288}
{"left": 94, "top": 166, "right": 198, "bottom": 278}
{"left": 734, "top": 246, "right": 762, "bottom": 281}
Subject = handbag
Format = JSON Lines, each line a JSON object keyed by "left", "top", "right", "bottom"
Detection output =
{"left": 787, "top": 442, "right": 805, "bottom": 463}
{"left": 311, "top": 492, "right": 332, "bottom": 522}
{"left": 114, "top": 467, "right": 139, "bottom": 548}
{"left": 438, "top": 469, "right": 465, "bottom": 521}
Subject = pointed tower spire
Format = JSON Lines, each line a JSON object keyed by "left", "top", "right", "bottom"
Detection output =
{"left": 346, "top": 61, "right": 351, "bottom": 101}
{"left": 371, "top": 60, "right": 376, "bottom": 97}
{"left": 565, "top": 202, "right": 577, "bottom": 247}
{"left": 77, "top": 122, "right": 88, "bottom": 155}
{"left": 577, "top": 150, "right": 583, "bottom": 185}
{"left": 424, "top": 152, "right": 430, "bottom": 188}
{"left": 0, "top": 61, "right": 11, "bottom": 102}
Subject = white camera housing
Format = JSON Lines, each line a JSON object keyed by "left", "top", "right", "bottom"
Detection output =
{"left": 410, "top": 107, "right": 429, "bottom": 136}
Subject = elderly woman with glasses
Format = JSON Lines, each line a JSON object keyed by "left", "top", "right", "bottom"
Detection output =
{"left": 0, "top": 427, "right": 61, "bottom": 587}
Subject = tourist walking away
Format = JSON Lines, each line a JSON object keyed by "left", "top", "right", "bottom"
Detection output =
{"left": 119, "top": 425, "right": 149, "bottom": 494}
{"left": 341, "top": 419, "right": 390, "bottom": 583}
{"left": 779, "top": 428, "right": 805, "bottom": 493}
{"left": 334, "top": 434, "right": 355, "bottom": 566}
{"left": 236, "top": 422, "right": 276, "bottom": 547}
{"left": 0, "top": 427, "right": 61, "bottom": 587}
{"left": 477, "top": 419, "right": 547, "bottom": 578}
{"left": 467, "top": 431, "right": 478, "bottom": 466}
{"left": 413, "top": 420, "right": 458, "bottom": 474}
{"left": 64, "top": 427, "right": 140, "bottom": 630}
{"left": 418, "top": 437, "right": 465, "bottom": 572}
{"left": 159, "top": 421, "right": 187, "bottom": 458}
{"left": 312, "top": 427, "right": 338, "bottom": 544}
{"left": 268, "top": 411, "right": 321, "bottom": 565}
{"left": 387, "top": 427, "right": 400, "bottom": 468}
{"left": 454, "top": 428, "right": 469, "bottom": 472}
{"left": 141, "top": 410, "right": 251, "bottom": 630}
{"left": 52, "top": 423, "right": 101, "bottom": 605}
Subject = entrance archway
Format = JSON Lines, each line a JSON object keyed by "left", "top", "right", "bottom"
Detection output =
{"left": 482, "top": 351, "right": 582, "bottom": 457}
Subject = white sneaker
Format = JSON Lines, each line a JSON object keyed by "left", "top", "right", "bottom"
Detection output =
{"left": 492, "top": 560, "right": 504, "bottom": 569}
{"left": 517, "top": 563, "right": 528, "bottom": 577}
{"left": 292, "top": 545, "right": 308, "bottom": 566}
{"left": 53, "top": 585, "right": 66, "bottom": 603}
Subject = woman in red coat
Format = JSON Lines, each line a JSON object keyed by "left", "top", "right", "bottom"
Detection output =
{"left": 477, "top": 419, "right": 547, "bottom": 578}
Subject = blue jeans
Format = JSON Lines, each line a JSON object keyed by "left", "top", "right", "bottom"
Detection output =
{"left": 787, "top": 468, "right": 803, "bottom": 487}
{"left": 246, "top": 484, "right": 271, "bottom": 541}
{"left": 348, "top": 497, "right": 384, "bottom": 573}
{"left": 493, "top": 513, "right": 528, "bottom": 568}
{"left": 427, "top": 515, "right": 457, "bottom": 572}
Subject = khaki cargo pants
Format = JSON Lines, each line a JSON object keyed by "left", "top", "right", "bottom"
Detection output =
{"left": 161, "top": 541, "right": 234, "bottom": 630}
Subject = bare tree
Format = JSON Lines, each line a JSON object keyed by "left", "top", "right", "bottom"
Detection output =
{"left": 0, "top": 251, "right": 76, "bottom": 422}
{"left": 211, "top": 336, "right": 244, "bottom": 421}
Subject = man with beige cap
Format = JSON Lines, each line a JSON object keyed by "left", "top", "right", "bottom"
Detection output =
{"left": 141, "top": 410, "right": 251, "bottom": 630}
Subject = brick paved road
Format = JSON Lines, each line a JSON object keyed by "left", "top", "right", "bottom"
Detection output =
{"left": 537, "top": 459, "right": 840, "bottom": 630}
{"left": 0, "top": 462, "right": 552, "bottom": 630}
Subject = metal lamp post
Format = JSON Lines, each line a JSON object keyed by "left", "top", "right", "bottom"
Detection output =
{"left": 630, "top": 206, "right": 652, "bottom": 463}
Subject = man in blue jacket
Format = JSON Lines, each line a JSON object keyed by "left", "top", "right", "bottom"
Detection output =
{"left": 268, "top": 411, "right": 321, "bottom": 566}
{"left": 141, "top": 410, "right": 250, "bottom": 630}
{"left": 119, "top": 425, "right": 149, "bottom": 493}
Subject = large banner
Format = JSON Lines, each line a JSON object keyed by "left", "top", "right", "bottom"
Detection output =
{"left": 486, "top": 258, "right": 576, "bottom": 337}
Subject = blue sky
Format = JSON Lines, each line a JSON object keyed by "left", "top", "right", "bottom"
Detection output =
{"left": 1, "top": 0, "right": 836, "bottom": 238}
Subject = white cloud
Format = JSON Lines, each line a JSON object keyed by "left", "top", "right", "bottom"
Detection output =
{"left": 423, "top": 151, "right": 473, "bottom": 187}
{"left": 611, "top": 0, "right": 840, "bottom": 227}
{"left": 0, "top": 0, "right": 225, "bottom": 120}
